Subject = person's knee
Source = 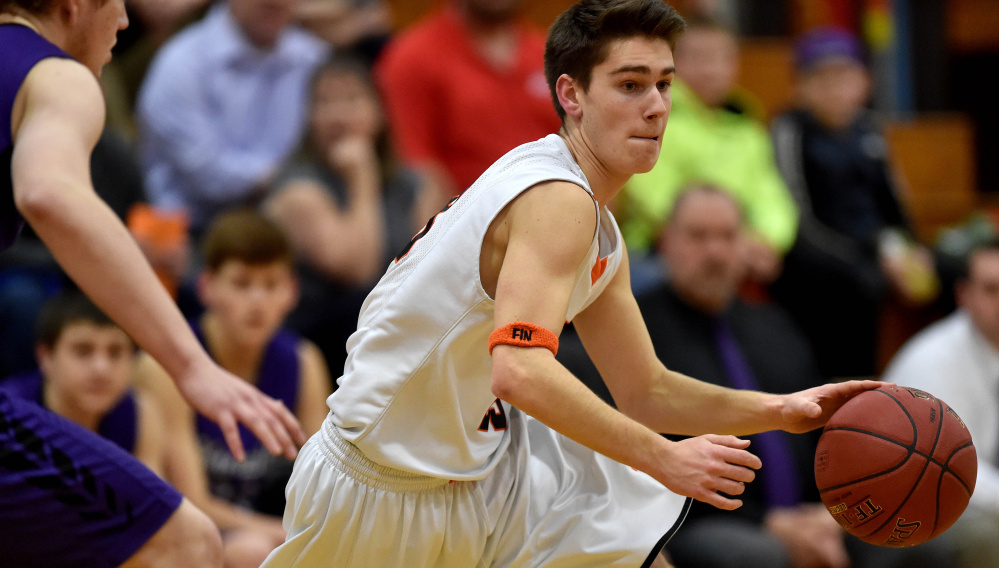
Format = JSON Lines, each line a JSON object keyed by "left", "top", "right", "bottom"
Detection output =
{"left": 122, "top": 500, "right": 222, "bottom": 568}
{"left": 223, "top": 528, "right": 284, "bottom": 568}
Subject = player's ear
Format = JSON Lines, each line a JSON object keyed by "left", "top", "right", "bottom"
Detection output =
{"left": 555, "top": 74, "right": 583, "bottom": 120}
{"left": 56, "top": 0, "right": 82, "bottom": 26}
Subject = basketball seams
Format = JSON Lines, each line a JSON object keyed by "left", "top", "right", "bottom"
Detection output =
{"left": 940, "top": 441, "right": 976, "bottom": 494}
{"left": 817, "top": 427, "right": 914, "bottom": 493}
{"left": 860, "top": 394, "right": 945, "bottom": 540}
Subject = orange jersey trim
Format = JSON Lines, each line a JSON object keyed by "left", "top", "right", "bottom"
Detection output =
{"left": 591, "top": 255, "right": 609, "bottom": 285}
{"left": 488, "top": 322, "right": 558, "bottom": 356}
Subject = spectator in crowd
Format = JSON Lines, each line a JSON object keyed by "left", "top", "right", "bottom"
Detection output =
{"left": 559, "top": 185, "right": 955, "bottom": 568}
{"left": 101, "top": 0, "right": 215, "bottom": 139}
{"left": 1, "top": 291, "right": 172, "bottom": 475}
{"left": 295, "top": 0, "right": 392, "bottom": 67}
{"left": 882, "top": 238, "right": 999, "bottom": 568}
{"left": 265, "top": 56, "right": 446, "bottom": 375}
{"left": 619, "top": 16, "right": 797, "bottom": 291}
{"left": 136, "top": 0, "right": 331, "bottom": 236}
{"left": 1, "top": 288, "right": 315, "bottom": 568}
{"left": 374, "top": 0, "right": 561, "bottom": 196}
{"left": 770, "top": 27, "right": 937, "bottom": 379}
{"left": 136, "top": 209, "right": 331, "bottom": 567}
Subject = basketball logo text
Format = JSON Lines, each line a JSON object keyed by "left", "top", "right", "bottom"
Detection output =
{"left": 854, "top": 499, "right": 883, "bottom": 523}
{"left": 946, "top": 407, "right": 969, "bottom": 430}
{"left": 885, "top": 518, "right": 921, "bottom": 546}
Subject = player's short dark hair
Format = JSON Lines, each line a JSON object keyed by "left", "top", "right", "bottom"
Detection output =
{"left": 35, "top": 289, "right": 131, "bottom": 350}
{"left": 544, "top": 0, "right": 686, "bottom": 122}
{"left": 202, "top": 209, "right": 294, "bottom": 271}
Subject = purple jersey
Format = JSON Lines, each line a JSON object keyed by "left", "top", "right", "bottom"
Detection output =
{"left": 0, "top": 24, "right": 72, "bottom": 251}
{"left": 194, "top": 321, "right": 301, "bottom": 512}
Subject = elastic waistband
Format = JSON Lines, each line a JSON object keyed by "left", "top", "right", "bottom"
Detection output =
{"left": 319, "top": 419, "right": 450, "bottom": 492}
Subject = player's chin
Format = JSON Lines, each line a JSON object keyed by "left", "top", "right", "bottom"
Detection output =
{"left": 627, "top": 139, "right": 661, "bottom": 172}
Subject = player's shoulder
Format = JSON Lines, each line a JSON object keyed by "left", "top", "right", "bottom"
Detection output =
{"left": 507, "top": 180, "right": 596, "bottom": 236}
{"left": 19, "top": 57, "right": 102, "bottom": 120}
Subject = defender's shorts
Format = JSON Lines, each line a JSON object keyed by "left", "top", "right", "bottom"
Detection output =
{"left": 0, "top": 389, "right": 183, "bottom": 568}
{"left": 263, "top": 408, "right": 690, "bottom": 567}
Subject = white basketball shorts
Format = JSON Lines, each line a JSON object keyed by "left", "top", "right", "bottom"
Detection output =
{"left": 261, "top": 409, "right": 690, "bottom": 567}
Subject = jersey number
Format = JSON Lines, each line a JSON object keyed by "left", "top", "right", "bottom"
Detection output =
{"left": 478, "top": 398, "right": 508, "bottom": 432}
{"left": 394, "top": 196, "right": 459, "bottom": 262}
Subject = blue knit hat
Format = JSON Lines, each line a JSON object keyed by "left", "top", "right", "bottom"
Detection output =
{"left": 794, "top": 27, "right": 866, "bottom": 71}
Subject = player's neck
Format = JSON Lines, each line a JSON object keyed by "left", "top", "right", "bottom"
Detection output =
{"left": 0, "top": 13, "right": 61, "bottom": 45}
{"left": 558, "top": 129, "right": 629, "bottom": 209}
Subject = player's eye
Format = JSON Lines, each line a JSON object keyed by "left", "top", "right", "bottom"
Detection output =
{"left": 657, "top": 80, "right": 671, "bottom": 91}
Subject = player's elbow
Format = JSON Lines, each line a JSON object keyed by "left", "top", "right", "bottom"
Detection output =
{"left": 489, "top": 348, "right": 533, "bottom": 404}
{"left": 14, "top": 181, "right": 63, "bottom": 225}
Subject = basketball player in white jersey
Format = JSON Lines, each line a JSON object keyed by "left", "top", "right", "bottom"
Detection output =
{"left": 262, "top": 1, "right": 881, "bottom": 566}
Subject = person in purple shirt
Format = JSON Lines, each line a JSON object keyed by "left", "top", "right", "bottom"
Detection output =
{"left": 0, "top": 1, "right": 305, "bottom": 566}
{"left": 2, "top": 290, "right": 169, "bottom": 474}
{"left": 135, "top": 210, "right": 331, "bottom": 568}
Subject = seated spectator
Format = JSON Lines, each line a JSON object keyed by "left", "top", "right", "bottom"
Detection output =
{"left": 374, "top": 0, "right": 561, "bottom": 196}
{"left": 558, "top": 185, "right": 955, "bottom": 568}
{"left": 620, "top": 16, "right": 798, "bottom": 291}
{"left": 882, "top": 238, "right": 999, "bottom": 568}
{"left": 1, "top": 291, "right": 170, "bottom": 474}
{"left": 136, "top": 209, "right": 331, "bottom": 567}
{"left": 0, "top": 290, "right": 289, "bottom": 568}
{"left": 770, "top": 27, "right": 938, "bottom": 378}
{"left": 136, "top": 0, "right": 331, "bottom": 236}
{"left": 265, "top": 55, "right": 446, "bottom": 375}
{"left": 295, "top": 0, "right": 392, "bottom": 66}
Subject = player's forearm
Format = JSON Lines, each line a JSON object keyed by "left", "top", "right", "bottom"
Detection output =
{"left": 624, "top": 367, "right": 784, "bottom": 437}
{"left": 491, "top": 347, "right": 671, "bottom": 474}
{"left": 22, "top": 183, "right": 212, "bottom": 381}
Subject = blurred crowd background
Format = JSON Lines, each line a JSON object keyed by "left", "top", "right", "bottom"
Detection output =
{"left": 3, "top": 1, "right": 999, "bottom": 567}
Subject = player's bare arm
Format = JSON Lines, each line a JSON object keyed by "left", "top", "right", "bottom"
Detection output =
{"left": 11, "top": 57, "right": 304, "bottom": 461}
{"left": 485, "top": 181, "right": 753, "bottom": 510}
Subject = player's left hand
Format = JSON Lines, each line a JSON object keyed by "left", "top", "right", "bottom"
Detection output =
{"left": 175, "top": 360, "right": 306, "bottom": 461}
{"left": 778, "top": 380, "right": 884, "bottom": 434}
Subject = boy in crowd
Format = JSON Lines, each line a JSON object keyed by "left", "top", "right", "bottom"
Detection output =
{"left": 137, "top": 209, "right": 331, "bottom": 568}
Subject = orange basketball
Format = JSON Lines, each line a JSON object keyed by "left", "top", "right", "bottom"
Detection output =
{"left": 814, "top": 384, "right": 977, "bottom": 547}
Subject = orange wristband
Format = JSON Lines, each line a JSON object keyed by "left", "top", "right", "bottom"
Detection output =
{"left": 488, "top": 322, "right": 559, "bottom": 356}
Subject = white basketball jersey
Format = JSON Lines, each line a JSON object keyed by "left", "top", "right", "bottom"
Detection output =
{"left": 327, "top": 134, "right": 624, "bottom": 480}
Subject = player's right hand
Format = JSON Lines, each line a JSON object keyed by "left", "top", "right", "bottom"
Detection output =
{"left": 654, "top": 434, "right": 761, "bottom": 510}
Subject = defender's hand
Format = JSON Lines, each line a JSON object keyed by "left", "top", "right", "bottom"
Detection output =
{"left": 175, "top": 362, "right": 306, "bottom": 461}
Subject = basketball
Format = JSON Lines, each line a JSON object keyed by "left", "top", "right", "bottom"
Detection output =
{"left": 814, "top": 384, "right": 977, "bottom": 547}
